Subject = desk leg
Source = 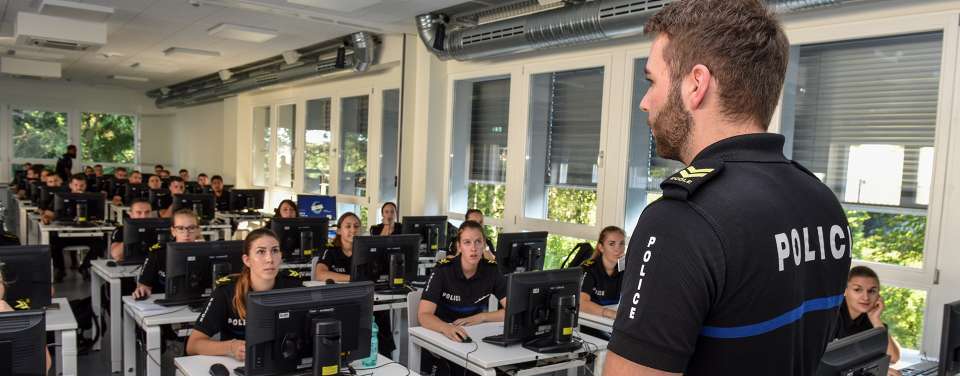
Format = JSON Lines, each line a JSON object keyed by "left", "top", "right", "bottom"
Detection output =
{"left": 19, "top": 208, "right": 27, "bottom": 243}
{"left": 123, "top": 308, "right": 135, "bottom": 376}
{"left": 145, "top": 325, "right": 162, "bottom": 376}
{"left": 595, "top": 349, "right": 607, "bottom": 376}
{"left": 41, "top": 230, "right": 49, "bottom": 245}
{"left": 109, "top": 279, "right": 123, "bottom": 373}
{"left": 224, "top": 228, "right": 232, "bottom": 241}
{"left": 407, "top": 335, "right": 420, "bottom": 374}
{"left": 90, "top": 272, "right": 103, "bottom": 351}
{"left": 62, "top": 329, "right": 77, "bottom": 376}
{"left": 55, "top": 330, "right": 62, "bottom": 376}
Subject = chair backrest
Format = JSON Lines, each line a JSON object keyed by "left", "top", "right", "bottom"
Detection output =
{"left": 407, "top": 290, "right": 423, "bottom": 328}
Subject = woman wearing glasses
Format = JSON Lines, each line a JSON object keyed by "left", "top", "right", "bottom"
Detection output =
{"left": 132, "top": 208, "right": 203, "bottom": 299}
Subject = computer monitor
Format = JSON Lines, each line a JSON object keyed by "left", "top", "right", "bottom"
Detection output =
{"left": 483, "top": 268, "right": 581, "bottom": 353}
{"left": 124, "top": 184, "right": 150, "bottom": 206}
{"left": 27, "top": 180, "right": 43, "bottom": 205}
{"left": 37, "top": 185, "right": 65, "bottom": 210}
{"left": 94, "top": 175, "right": 113, "bottom": 193}
{"left": 12, "top": 170, "right": 27, "bottom": 191}
{"left": 156, "top": 240, "right": 244, "bottom": 307}
{"left": 170, "top": 193, "right": 215, "bottom": 222}
{"left": 940, "top": 300, "right": 960, "bottom": 375}
{"left": 244, "top": 282, "right": 374, "bottom": 376}
{"left": 270, "top": 217, "right": 329, "bottom": 264}
{"left": 496, "top": 232, "right": 548, "bottom": 275}
{"left": 148, "top": 189, "right": 172, "bottom": 211}
{"left": 121, "top": 218, "right": 172, "bottom": 266}
{"left": 53, "top": 192, "right": 106, "bottom": 223}
{"left": 350, "top": 234, "right": 420, "bottom": 293}
{"left": 229, "top": 189, "right": 265, "bottom": 212}
{"left": 296, "top": 195, "right": 337, "bottom": 220}
{"left": 184, "top": 181, "right": 202, "bottom": 194}
{"left": 816, "top": 327, "right": 889, "bottom": 376}
{"left": 0, "top": 310, "right": 46, "bottom": 376}
{"left": 0, "top": 245, "right": 51, "bottom": 310}
{"left": 401, "top": 216, "right": 449, "bottom": 255}
{"left": 107, "top": 178, "right": 129, "bottom": 198}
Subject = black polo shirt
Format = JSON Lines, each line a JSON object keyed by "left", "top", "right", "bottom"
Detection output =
{"left": 317, "top": 245, "right": 351, "bottom": 275}
{"left": 609, "top": 133, "right": 851, "bottom": 375}
{"left": 422, "top": 256, "right": 506, "bottom": 323}
{"left": 832, "top": 300, "right": 883, "bottom": 340}
{"left": 580, "top": 259, "right": 622, "bottom": 306}
{"left": 193, "top": 271, "right": 304, "bottom": 341}
{"left": 138, "top": 242, "right": 168, "bottom": 293}
{"left": 213, "top": 191, "right": 230, "bottom": 212}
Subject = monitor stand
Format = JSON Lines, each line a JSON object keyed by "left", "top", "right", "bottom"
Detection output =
{"left": 522, "top": 336, "right": 582, "bottom": 354}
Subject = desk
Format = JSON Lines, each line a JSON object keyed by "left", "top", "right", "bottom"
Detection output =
{"left": 48, "top": 297, "right": 79, "bottom": 376}
{"left": 122, "top": 294, "right": 200, "bottom": 376}
{"left": 26, "top": 211, "right": 41, "bottom": 245}
{"left": 110, "top": 204, "right": 130, "bottom": 223}
{"left": 38, "top": 222, "right": 115, "bottom": 246}
{"left": 408, "top": 322, "right": 607, "bottom": 376}
{"left": 18, "top": 198, "right": 37, "bottom": 243}
{"left": 91, "top": 259, "right": 140, "bottom": 373}
{"left": 200, "top": 223, "right": 232, "bottom": 241}
{"left": 174, "top": 353, "right": 417, "bottom": 376}
{"left": 578, "top": 304, "right": 616, "bottom": 334}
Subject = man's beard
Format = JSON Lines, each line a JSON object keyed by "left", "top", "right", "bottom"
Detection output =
{"left": 649, "top": 84, "right": 693, "bottom": 162}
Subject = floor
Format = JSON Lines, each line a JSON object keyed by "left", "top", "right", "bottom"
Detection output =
{"left": 53, "top": 263, "right": 114, "bottom": 375}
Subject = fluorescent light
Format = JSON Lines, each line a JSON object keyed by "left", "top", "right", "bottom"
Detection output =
{"left": 38, "top": 0, "right": 114, "bottom": 21}
{"left": 218, "top": 69, "right": 233, "bottom": 81}
{"left": 282, "top": 50, "right": 301, "bottom": 65}
{"left": 286, "top": 0, "right": 380, "bottom": 13}
{"left": 130, "top": 62, "right": 179, "bottom": 74}
{"left": 207, "top": 23, "right": 278, "bottom": 43}
{"left": 10, "top": 49, "right": 65, "bottom": 61}
{"left": 109, "top": 75, "right": 149, "bottom": 82}
{"left": 162, "top": 47, "right": 220, "bottom": 59}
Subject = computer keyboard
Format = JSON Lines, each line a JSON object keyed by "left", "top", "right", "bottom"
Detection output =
{"left": 900, "top": 361, "right": 938, "bottom": 376}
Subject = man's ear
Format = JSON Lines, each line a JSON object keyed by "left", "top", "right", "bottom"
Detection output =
{"left": 687, "top": 64, "right": 712, "bottom": 111}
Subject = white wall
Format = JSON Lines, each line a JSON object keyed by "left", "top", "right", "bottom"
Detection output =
{"left": 139, "top": 113, "right": 175, "bottom": 168}
{"left": 165, "top": 102, "right": 228, "bottom": 181}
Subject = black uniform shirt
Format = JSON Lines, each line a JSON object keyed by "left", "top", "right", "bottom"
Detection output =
{"left": 138, "top": 242, "right": 168, "bottom": 293}
{"left": 213, "top": 191, "right": 230, "bottom": 212}
{"left": 193, "top": 271, "right": 304, "bottom": 341}
{"left": 317, "top": 245, "right": 351, "bottom": 275}
{"left": 370, "top": 222, "right": 402, "bottom": 236}
{"left": 422, "top": 256, "right": 506, "bottom": 323}
{"left": 832, "top": 300, "right": 884, "bottom": 340}
{"left": 609, "top": 133, "right": 852, "bottom": 375}
{"left": 110, "top": 226, "right": 124, "bottom": 244}
{"left": 580, "top": 259, "right": 622, "bottom": 306}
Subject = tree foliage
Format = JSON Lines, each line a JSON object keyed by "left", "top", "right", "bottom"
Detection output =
{"left": 13, "top": 110, "right": 68, "bottom": 159}
{"left": 467, "top": 182, "right": 505, "bottom": 218}
{"left": 81, "top": 113, "right": 136, "bottom": 163}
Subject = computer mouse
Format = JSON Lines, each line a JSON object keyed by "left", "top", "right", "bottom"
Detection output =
{"left": 209, "top": 363, "right": 229, "bottom": 376}
{"left": 106, "top": 261, "right": 117, "bottom": 267}
{"left": 134, "top": 294, "right": 148, "bottom": 301}
{"left": 457, "top": 332, "right": 472, "bottom": 343}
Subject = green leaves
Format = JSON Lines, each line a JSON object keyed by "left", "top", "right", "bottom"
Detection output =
{"left": 81, "top": 113, "right": 136, "bottom": 163}
{"left": 12, "top": 109, "right": 69, "bottom": 159}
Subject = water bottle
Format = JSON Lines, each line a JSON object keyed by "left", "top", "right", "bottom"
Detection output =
{"left": 361, "top": 318, "right": 378, "bottom": 367}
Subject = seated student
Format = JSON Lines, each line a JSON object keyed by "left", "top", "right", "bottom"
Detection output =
{"left": 196, "top": 173, "right": 209, "bottom": 191}
{"left": 43, "top": 174, "right": 90, "bottom": 281}
{"left": 94, "top": 164, "right": 104, "bottom": 178}
{"left": 369, "top": 202, "right": 401, "bottom": 236}
{"left": 179, "top": 169, "right": 190, "bottom": 182}
{"left": 210, "top": 175, "right": 230, "bottom": 212}
{"left": 465, "top": 209, "right": 496, "bottom": 260}
{"left": 147, "top": 174, "right": 163, "bottom": 191}
{"left": 84, "top": 166, "right": 94, "bottom": 177}
{"left": 0, "top": 268, "right": 52, "bottom": 373}
{"left": 834, "top": 266, "right": 902, "bottom": 370}
{"left": 418, "top": 220, "right": 507, "bottom": 375}
{"left": 109, "top": 199, "right": 155, "bottom": 262}
{"left": 129, "top": 170, "right": 143, "bottom": 185}
{"left": 16, "top": 165, "right": 43, "bottom": 199}
{"left": 275, "top": 200, "right": 298, "bottom": 219}
{"left": 133, "top": 208, "right": 203, "bottom": 299}
{"left": 158, "top": 177, "right": 186, "bottom": 218}
{"left": 578, "top": 226, "right": 626, "bottom": 339}
{"left": 185, "top": 229, "right": 303, "bottom": 360}
{"left": 153, "top": 164, "right": 164, "bottom": 175}
{"left": 158, "top": 169, "right": 171, "bottom": 180}
{"left": 40, "top": 174, "right": 85, "bottom": 225}
{"left": 110, "top": 167, "right": 129, "bottom": 205}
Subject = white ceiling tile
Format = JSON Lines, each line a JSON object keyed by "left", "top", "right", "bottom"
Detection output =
{"left": 140, "top": 0, "right": 222, "bottom": 24}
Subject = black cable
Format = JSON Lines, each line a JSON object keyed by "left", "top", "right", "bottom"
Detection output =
{"left": 354, "top": 361, "right": 410, "bottom": 376}
{"left": 463, "top": 341, "right": 479, "bottom": 376}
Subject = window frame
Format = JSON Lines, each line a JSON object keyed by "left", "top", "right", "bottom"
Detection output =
{"left": 78, "top": 111, "right": 141, "bottom": 167}
{"left": 8, "top": 104, "right": 72, "bottom": 164}
{"left": 333, "top": 87, "right": 375, "bottom": 206}
{"left": 301, "top": 96, "right": 334, "bottom": 196}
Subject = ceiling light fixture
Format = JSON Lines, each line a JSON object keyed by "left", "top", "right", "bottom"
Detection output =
{"left": 281, "top": 50, "right": 301, "bottom": 65}
{"left": 218, "top": 69, "right": 233, "bottom": 81}
{"left": 162, "top": 47, "right": 221, "bottom": 59}
{"left": 207, "top": 23, "right": 278, "bottom": 43}
{"left": 109, "top": 75, "right": 150, "bottom": 82}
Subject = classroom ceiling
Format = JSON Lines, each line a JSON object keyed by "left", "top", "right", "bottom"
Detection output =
{"left": 0, "top": 0, "right": 468, "bottom": 90}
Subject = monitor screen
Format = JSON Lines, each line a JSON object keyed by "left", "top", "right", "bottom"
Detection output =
{"left": 400, "top": 216, "right": 449, "bottom": 254}
{"left": 0, "top": 246, "right": 51, "bottom": 310}
{"left": 350, "top": 234, "right": 420, "bottom": 291}
{"left": 495, "top": 232, "right": 548, "bottom": 275}
{"left": 53, "top": 192, "right": 106, "bottom": 223}
{"left": 817, "top": 327, "right": 889, "bottom": 376}
{"left": 159, "top": 241, "right": 244, "bottom": 307}
{"left": 0, "top": 310, "right": 46, "bottom": 376}
{"left": 170, "top": 193, "right": 215, "bottom": 222}
{"left": 229, "top": 189, "right": 265, "bottom": 212}
{"left": 148, "top": 189, "right": 172, "bottom": 211}
{"left": 122, "top": 218, "right": 172, "bottom": 266}
{"left": 940, "top": 300, "right": 960, "bottom": 375}
{"left": 483, "top": 268, "right": 581, "bottom": 353}
{"left": 296, "top": 195, "right": 337, "bottom": 220}
{"left": 270, "top": 218, "right": 329, "bottom": 263}
{"left": 124, "top": 184, "right": 150, "bottom": 206}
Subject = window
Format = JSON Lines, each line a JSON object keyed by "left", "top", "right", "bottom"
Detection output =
{"left": 624, "top": 58, "right": 685, "bottom": 231}
{"left": 546, "top": 234, "right": 592, "bottom": 270}
{"left": 12, "top": 109, "right": 68, "bottom": 159}
{"left": 782, "top": 32, "right": 942, "bottom": 269}
{"left": 449, "top": 77, "right": 510, "bottom": 218}
{"left": 80, "top": 112, "right": 136, "bottom": 164}
{"left": 276, "top": 104, "right": 296, "bottom": 188}
{"left": 252, "top": 106, "right": 271, "bottom": 187}
{"left": 880, "top": 286, "right": 927, "bottom": 350}
{"left": 339, "top": 95, "right": 369, "bottom": 197}
{"left": 379, "top": 89, "right": 401, "bottom": 205}
{"left": 304, "top": 98, "right": 332, "bottom": 194}
{"left": 524, "top": 67, "right": 604, "bottom": 226}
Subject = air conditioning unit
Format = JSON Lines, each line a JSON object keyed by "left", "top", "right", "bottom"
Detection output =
{"left": 1, "top": 56, "right": 62, "bottom": 78}
{"left": 14, "top": 12, "right": 106, "bottom": 51}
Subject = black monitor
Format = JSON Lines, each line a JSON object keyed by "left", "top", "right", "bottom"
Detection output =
{"left": 185, "top": 181, "right": 202, "bottom": 194}
{"left": 121, "top": 218, "right": 172, "bottom": 266}
{"left": 156, "top": 240, "right": 244, "bottom": 307}
{"left": 37, "top": 185, "right": 66, "bottom": 210}
{"left": 53, "top": 192, "right": 106, "bottom": 223}
{"left": 270, "top": 217, "right": 329, "bottom": 264}
{"left": 108, "top": 178, "right": 129, "bottom": 198}
{"left": 27, "top": 180, "right": 43, "bottom": 205}
{"left": 229, "top": 189, "right": 265, "bottom": 212}
{"left": 244, "top": 282, "right": 374, "bottom": 376}
{"left": 401, "top": 216, "right": 449, "bottom": 255}
{"left": 170, "top": 193, "right": 215, "bottom": 222}
{"left": 817, "top": 327, "right": 889, "bottom": 376}
{"left": 148, "top": 189, "right": 172, "bottom": 211}
{"left": 124, "top": 184, "right": 150, "bottom": 206}
{"left": 940, "top": 300, "right": 960, "bottom": 375}
{"left": 350, "top": 234, "right": 420, "bottom": 293}
{"left": 94, "top": 175, "right": 113, "bottom": 193}
{"left": 496, "top": 232, "right": 548, "bottom": 274}
{"left": 0, "top": 310, "right": 46, "bottom": 375}
{"left": 0, "top": 245, "right": 52, "bottom": 310}
{"left": 12, "top": 170, "right": 27, "bottom": 191}
{"left": 483, "top": 268, "right": 581, "bottom": 353}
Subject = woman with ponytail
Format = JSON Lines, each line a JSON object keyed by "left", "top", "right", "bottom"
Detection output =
{"left": 579, "top": 226, "right": 626, "bottom": 319}
{"left": 185, "top": 228, "right": 303, "bottom": 360}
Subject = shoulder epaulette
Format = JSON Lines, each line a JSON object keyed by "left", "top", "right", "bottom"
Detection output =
{"left": 581, "top": 259, "right": 595, "bottom": 267}
{"left": 287, "top": 269, "right": 301, "bottom": 278}
{"left": 660, "top": 160, "right": 724, "bottom": 201}
{"left": 436, "top": 258, "right": 452, "bottom": 266}
{"left": 14, "top": 298, "right": 31, "bottom": 310}
{"left": 790, "top": 160, "right": 820, "bottom": 180}
{"left": 149, "top": 242, "right": 162, "bottom": 252}
{"left": 485, "top": 258, "right": 497, "bottom": 265}
{"left": 215, "top": 274, "right": 238, "bottom": 287}
{"left": 326, "top": 240, "right": 335, "bottom": 248}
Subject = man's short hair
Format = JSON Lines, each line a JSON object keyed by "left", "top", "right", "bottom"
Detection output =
{"left": 168, "top": 176, "right": 184, "bottom": 184}
{"left": 197, "top": 173, "right": 208, "bottom": 178}
{"left": 211, "top": 175, "right": 223, "bottom": 182}
{"left": 129, "top": 199, "right": 152, "bottom": 208}
{"left": 465, "top": 208, "right": 484, "bottom": 218}
{"left": 155, "top": 164, "right": 164, "bottom": 169}
{"left": 644, "top": 0, "right": 789, "bottom": 129}
{"left": 179, "top": 169, "right": 188, "bottom": 174}
{"left": 70, "top": 173, "right": 87, "bottom": 183}
{"left": 115, "top": 167, "right": 127, "bottom": 173}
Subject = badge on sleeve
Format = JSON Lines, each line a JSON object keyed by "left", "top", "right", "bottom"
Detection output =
{"left": 660, "top": 159, "right": 724, "bottom": 200}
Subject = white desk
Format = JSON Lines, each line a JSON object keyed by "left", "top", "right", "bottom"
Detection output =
{"left": 200, "top": 223, "right": 232, "bottom": 241}
{"left": 47, "top": 297, "right": 79, "bottom": 376}
{"left": 109, "top": 204, "right": 130, "bottom": 223}
{"left": 38, "top": 222, "right": 115, "bottom": 246}
{"left": 122, "top": 294, "right": 201, "bottom": 376}
{"left": 578, "top": 304, "right": 617, "bottom": 334}
{"left": 17, "top": 198, "right": 37, "bottom": 243}
{"left": 174, "top": 353, "right": 417, "bottom": 376}
{"left": 408, "top": 322, "right": 608, "bottom": 376}
{"left": 26, "top": 211, "right": 41, "bottom": 245}
{"left": 91, "top": 259, "right": 140, "bottom": 373}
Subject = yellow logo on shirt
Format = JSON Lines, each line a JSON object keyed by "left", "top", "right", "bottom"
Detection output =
{"left": 14, "top": 299, "right": 31, "bottom": 310}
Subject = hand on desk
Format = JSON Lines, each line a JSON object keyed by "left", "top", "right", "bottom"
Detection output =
{"left": 888, "top": 368, "right": 902, "bottom": 376}
{"left": 453, "top": 313, "right": 486, "bottom": 327}
{"left": 112, "top": 196, "right": 123, "bottom": 206}
{"left": 132, "top": 283, "right": 152, "bottom": 300}
{"left": 228, "top": 339, "right": 246, "bottom": 361}
{"left": 41, "top": 210, "right": 54, "bottom": 225}
{"left": 440, "top": 324, "right": 470, "bottom": 343}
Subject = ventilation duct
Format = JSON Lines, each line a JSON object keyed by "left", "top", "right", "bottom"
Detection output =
{"left": 146, "top": 31, "right": 377, "bottom": 108}
{"left": 417, "top": 0, "right": 871, "bottom": 61}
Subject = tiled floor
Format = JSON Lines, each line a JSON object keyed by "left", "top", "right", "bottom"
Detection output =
{"left": 53, "top": 267, "right": 113, "bottom": 375}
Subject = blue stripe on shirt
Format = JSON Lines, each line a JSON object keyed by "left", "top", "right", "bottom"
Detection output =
{"left": 700, "top": 294, "right": 844, "bottom": 339}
